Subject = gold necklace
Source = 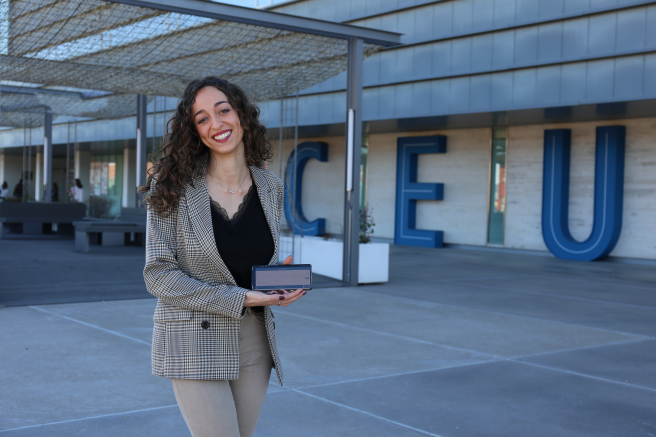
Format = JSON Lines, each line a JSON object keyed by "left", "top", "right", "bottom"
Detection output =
{"left": 208, "top": 172, "right": 248, "bottom": 194}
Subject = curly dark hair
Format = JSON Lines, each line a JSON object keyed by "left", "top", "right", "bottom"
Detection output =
{"left": 140, "top": 77, "right": 272, "bottom": 217}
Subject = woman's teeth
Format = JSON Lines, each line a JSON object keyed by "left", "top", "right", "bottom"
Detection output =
{"left": 214, "top": 131, "right": 231, "bottom": 141}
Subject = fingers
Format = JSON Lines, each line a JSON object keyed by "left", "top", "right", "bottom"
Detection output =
{"left": 277, "top": 288, "right": 306, "bottom": 307}
{"left": 282, "top": 255, "right": 293, "bottom": 265}
{"left": 268, "top": 288, "right": 307, "bottom": 307}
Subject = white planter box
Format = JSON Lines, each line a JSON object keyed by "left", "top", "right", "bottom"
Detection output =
{"left": 279, "top": 236, "right": 389, "bottom": 284}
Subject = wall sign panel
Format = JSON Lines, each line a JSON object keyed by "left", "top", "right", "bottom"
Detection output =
{"left": 542, "top": 126, "right": 625, "bottom": 261}
{"left": 394, "top": 135, "right": 446, "bottom": 247}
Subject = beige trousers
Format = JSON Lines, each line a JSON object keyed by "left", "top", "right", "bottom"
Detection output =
{"left": 172, "top": 308, "right": 273, "bottom": 437}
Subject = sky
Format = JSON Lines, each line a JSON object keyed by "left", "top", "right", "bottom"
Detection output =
{"left": 216, "top": 0, "right": 282, "bottom": 7}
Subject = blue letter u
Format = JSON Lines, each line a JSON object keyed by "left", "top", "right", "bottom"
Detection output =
{"left": 542, "top": 126, "right": 625, "bottom": 261}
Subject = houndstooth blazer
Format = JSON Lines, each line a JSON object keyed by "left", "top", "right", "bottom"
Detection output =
{"left": 143, "top": 164, "right": 284, "bottom": 385}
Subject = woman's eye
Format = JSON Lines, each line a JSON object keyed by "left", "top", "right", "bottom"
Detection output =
{"left": 220, "top": 108, "right": 230, "bottom": 114}
{"left": 197, "top": 117, "right": 207, "bottom": 124}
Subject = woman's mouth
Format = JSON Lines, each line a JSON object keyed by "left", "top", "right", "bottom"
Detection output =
{"left": 212, "top": 130, "right": 232, "bottom": 143}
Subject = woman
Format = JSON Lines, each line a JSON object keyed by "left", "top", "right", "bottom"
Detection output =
{"left": 141, "top": 77, "right": 305, "bottom": 437}
{"left": 0, "top": 181, "right": 8, "bottom": 200}
{"left": 13, "top": 179, "right": 22, "bottom": 199}
{"left": 51, "top": 182, "right": 59, "bottom": 202}
{"left": 71, "top": 179, "right": 84, "bottom": 203}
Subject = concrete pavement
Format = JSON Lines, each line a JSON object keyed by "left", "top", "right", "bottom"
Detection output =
{"left": 1, "top": 238, "right": 655, "bottom": 436}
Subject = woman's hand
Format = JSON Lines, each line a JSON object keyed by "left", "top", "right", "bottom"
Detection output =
{"left": 243, "top": 256, "right": 307, "bottom": 307}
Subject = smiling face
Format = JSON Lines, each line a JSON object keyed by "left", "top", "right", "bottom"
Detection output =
{"left": 191, "top": 86, "right": 245, "bottom": 158}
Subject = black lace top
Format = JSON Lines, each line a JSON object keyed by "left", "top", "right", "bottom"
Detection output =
{"left": 209, "top": 183, "right": 275, "bottom": 298}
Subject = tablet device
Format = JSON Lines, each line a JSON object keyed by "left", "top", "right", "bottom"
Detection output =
{"left": 251, "top": 264, "right": 312, "bottom": 291}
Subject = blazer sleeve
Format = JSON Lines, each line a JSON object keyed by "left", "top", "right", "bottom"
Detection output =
{"left": 276, "top": 178, "right": 284, "bottom": 218}
{"left": 143, "top": 192, "right": 248, "bottom": 320}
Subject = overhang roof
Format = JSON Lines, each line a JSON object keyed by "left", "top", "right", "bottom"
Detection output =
{"left": 0, "top": 0, "right": 401, "bottom": 127}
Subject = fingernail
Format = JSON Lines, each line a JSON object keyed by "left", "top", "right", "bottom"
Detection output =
{"left": 279, "top": 296, "right": 285, "bottom": 300}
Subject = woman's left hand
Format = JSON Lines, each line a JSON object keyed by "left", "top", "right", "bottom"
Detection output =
{"left": 264, "top": 288, "right": 305, "bottom": 307}
{"left": 243, "top": 288, "right": 305, "bottom": 307}
{"left": 264, "top": 255, "right": 306, "bottom": 307}
{"left": 243, "top": 256, "right": 307, "bottom": 307}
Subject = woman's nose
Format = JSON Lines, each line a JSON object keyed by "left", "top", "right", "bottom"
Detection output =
{"left": 210, "top": 114, "right": 222, "bottom": 130}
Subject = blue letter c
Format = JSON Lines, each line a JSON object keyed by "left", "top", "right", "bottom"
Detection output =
{"left": 284, "top": 141, "right": 328, "bottom": 236}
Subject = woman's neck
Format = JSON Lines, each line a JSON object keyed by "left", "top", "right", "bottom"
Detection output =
{"left": 207, "top": 148, "right": 249, "bottom": 186}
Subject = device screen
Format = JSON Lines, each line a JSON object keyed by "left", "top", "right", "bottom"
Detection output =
{"left": 252, "top": 265, "right": 312, "bottom": 290}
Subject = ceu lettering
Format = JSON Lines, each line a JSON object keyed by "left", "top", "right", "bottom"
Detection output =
{"left": 283, "top": 141, "right": 328, "bottom": 236}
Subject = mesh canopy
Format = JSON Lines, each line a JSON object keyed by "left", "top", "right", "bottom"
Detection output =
{"left": 0, "top": 0, "right": 381, "bottom": 127}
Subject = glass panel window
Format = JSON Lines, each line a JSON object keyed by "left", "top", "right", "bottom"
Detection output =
{"left": 100, "top": 162, "right": 109, "bottom": 195}
{"left": 359, "top": 135, "right": 369, "bottom": 210}
{"left": 88, "top": 150, "right": 123, "bottom": 218}
{"left": 91, "top": 161, "right": 102, "bottom": 195}
{"left": 108, "top": 162, "right": 116, "bottom": 195}
{"left": 488, "top": 128, "right": 507, "bottom": 245}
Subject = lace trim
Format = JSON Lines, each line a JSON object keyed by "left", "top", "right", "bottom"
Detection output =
{"left": 209, "top": 183, "right": 255, "bottom": 224}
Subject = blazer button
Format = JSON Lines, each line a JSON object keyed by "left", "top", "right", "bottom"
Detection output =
{"left": 201, "top": 321, "right": 210, "bottom": 329}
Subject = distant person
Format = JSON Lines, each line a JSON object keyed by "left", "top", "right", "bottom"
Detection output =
{"left": 51, "top": 182, "right": 59, "bottom": 202}
{"left": 140, "top": 77, "right": 306, "bottom": 437}
{"left": 71, "top": 179, "right": 84, "bottom": 203}
{"left": 13, "top": 179, "right": 22, "bottom": 199}
{"left": 0, "top": 181, "right": 8, "bottom": 200}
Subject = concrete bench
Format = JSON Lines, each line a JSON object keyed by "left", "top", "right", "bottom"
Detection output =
{"left": 119, "top": 207, "right": 147, "bottom": 225}
{"left": 0, "top": 202, "right": 86, "bottom": 238}
{"left": 73, "top": 220, "right": 147, "bottom": 253}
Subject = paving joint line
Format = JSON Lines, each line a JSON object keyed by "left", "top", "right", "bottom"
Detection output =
{"left": 453, "top": 280, "right": 656, "bottom": 311}
{"left": 512, "top": 360, "right": 656, "bottom": 393}
{"left": 290, "top": 389, "right": 445, "bottom": 437}
{"left": 278, "top": 312, "right": 656, "bottom": 391}
{"left": 291, "top": 360, "right": 504, "bottom": 390}
{"left": 534, "top": 273, "right": 656, "bottom": 292}
{"left": 351, "top": 287, "right": 651, "bottom": 339}
{"left": 29, "top": 306, "right": 151, "bottom": 346}
{"left": 277, "top": 310, "right": 655, "bottom": 392}
{"left": 510, "top": 337, "right": 656, "bottom": 360}
{"left": 4, "top": 280, "right": 145, "bottom": 292}
{"left": 27, "top": 301, "right": 656, "bottom": 401}
{"left": 0, "top": 405, "right": 178, "bottom": 432}
{"left": 389, "top": 273, "right": 534, "bottom": 283}
{"left": 275, "top": 310, "right": 499, "bottom": 359}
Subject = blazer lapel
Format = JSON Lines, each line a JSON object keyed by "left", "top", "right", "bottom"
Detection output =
{"left": 185, "top": 164, "right": 280, "bottom": 283}
{"left": 250, "top": 166, "right": 279, "bottom": 265}
{"left": 185, "top": 165, "right": 238, "bottom": 284}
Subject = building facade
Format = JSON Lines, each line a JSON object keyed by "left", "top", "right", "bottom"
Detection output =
{"left": 1, "top": 0, "right": 655, "bottom": 260}
{"left": 258, "top": 0, "right": 656, "bottom": 261}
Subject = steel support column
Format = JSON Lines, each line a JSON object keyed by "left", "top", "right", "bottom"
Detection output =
{"left": 342, "top": 37, "right": 363, "bottom": 286}
{"left": 43, "top": 111, "right": 53, "bottom": 202}
{"left": 135, "top": 94, "right": 148, "bottom": 207}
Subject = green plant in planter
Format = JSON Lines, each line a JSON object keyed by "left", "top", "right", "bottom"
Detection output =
{"left": 359, "top": 205, "right": 375, "bottom": 244}
{"left": 88, "top": 195, "right": 117, "bottom": 219}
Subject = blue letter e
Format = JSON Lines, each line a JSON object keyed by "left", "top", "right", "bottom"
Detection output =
{"left": 542, "top": 126, "right": 625, "bottom": 261}
{"left": 394, "top": 135, "right": 446, "bottom": 248}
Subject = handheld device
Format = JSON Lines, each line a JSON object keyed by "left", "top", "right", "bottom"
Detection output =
{"left": 251, "top": 264, "right": 312, "bottom": 291}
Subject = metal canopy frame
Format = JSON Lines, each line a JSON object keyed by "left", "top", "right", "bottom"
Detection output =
{"left": 108, "top": 0, "right": 399, "bottom": 285}
{"left": 2, "top": 0, "right": 400, "bottom": 286}
{"left": 108, "top": 0, "right": 401, "bottom": 46}
{"left": 2, "top": 0, "right": 400, "bottom": 123}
